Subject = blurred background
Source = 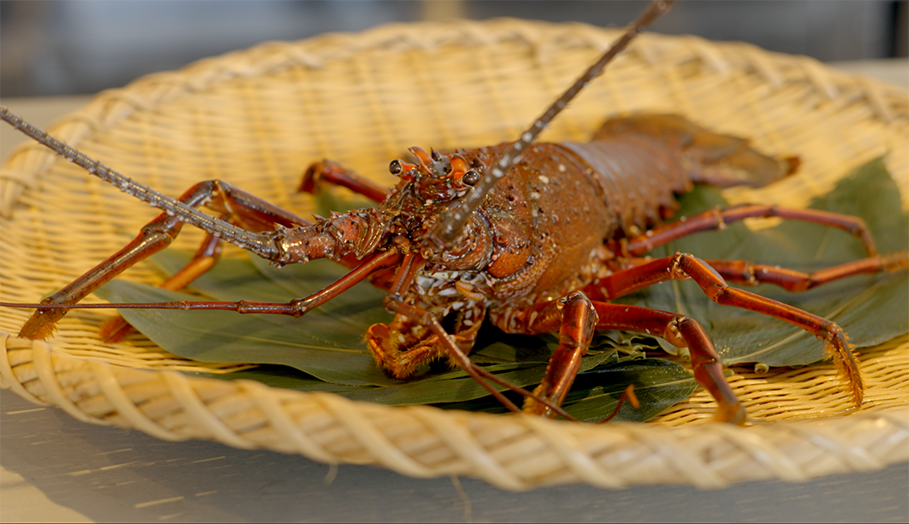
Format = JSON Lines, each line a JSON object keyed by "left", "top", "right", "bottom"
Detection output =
{"left": 1, "top": 0, "right": 907, "bottom": 97}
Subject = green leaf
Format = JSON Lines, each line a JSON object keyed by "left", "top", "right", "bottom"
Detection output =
{"left": 437, "top": 358, "right": 697, "bottom": 423}
{"left": 562, "top": 359, "right": 699, "bottom": 423}
{"left": 98, "top": 256, "right": 403, "bottom": 386}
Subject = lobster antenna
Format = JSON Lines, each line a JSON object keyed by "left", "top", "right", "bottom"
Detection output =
{"left": 0, "top": 107, "right": 279, "bottom": 259}
{"left": 426, "top": 0, "right": 675, "bottom": 249}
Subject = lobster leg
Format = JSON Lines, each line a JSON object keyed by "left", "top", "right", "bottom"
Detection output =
{"left": 493, "top": 291, "right": 743, "bottom": 423}
{"left": 598, "top": 254, "right": 908, "bottom": 294}
{"left": 96, "top": 178, "right": 327, "bottom": 342}
{"left": 589, "top": 253, "right": 864, "bottom": 406}
{"left": 703, "top": 254, "right": 908, "bottom": 292}
{"left": 101, "top": 164, "right": 404, "bottom": 342}
{"left": 19, "top": 180, "right": 310, "bottom": 341}
{"left": 99, "top": 226, "right": 225, "bottom": 342}
{"left": 300, "top": 160, "right": 390, "bottom": 203}
{"left": 590, "top": 302, "right": 744, "bottom": 424}
{"left": 618, "top": 204, "right": 877, "bottom": 257}
{"left": 517, "top": 292, "right": 600, "bottom": 418}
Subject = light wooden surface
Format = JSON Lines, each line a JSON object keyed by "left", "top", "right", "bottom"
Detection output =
{"left": 1, "top": 60, "right": 907, "bottom": 523}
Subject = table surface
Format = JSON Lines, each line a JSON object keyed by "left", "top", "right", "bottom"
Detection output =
{"left": 1, "top": 60, "right": 907, "bottom": 523}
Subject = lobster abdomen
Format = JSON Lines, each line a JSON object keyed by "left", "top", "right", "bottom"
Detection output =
{"left": 558, "top": 137, "right": 691, "bottom": 238}
{"left": 560, "top": 114, "right": 798, "bottom": 239}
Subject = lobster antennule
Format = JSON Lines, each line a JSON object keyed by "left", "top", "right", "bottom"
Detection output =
{"left": 425, "top": 0, "right": 676, "bottom": 249}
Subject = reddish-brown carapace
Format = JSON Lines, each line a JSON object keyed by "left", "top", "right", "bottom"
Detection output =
{"left": 1, "top": 0, "right": 906, "bottom": 424}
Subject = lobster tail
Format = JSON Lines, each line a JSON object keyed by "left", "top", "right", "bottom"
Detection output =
{"left": 593, "top": 114, "right": 798, "bottom": 188}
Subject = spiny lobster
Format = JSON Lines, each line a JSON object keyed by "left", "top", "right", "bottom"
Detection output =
{"left": 1, "top": 0, "right": 906, "bottom": 424}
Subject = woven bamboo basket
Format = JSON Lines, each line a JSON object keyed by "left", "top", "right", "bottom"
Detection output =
{"left": 1, "top": 20, "right": 907, "bottom": 491}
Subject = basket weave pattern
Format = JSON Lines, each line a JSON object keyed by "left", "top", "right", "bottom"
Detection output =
{"left": 1, "top": 20, "right": 907, "bottom": 490}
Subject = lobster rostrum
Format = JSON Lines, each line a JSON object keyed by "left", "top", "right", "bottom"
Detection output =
{"left": 2, "top": 0, "right": 906, "bottom": 424}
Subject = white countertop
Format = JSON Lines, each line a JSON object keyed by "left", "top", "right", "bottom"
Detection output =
{"left": 1, "top": 59, "right": 907, "bottom": 523}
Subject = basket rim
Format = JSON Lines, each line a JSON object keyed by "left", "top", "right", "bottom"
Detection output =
{"left": 1, "top": 18, "right": 907, "bottom": 491}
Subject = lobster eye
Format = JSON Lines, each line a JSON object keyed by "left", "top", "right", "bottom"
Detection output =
{"left": 462, "top": 170, "right": 481, "bottom": 186}
{"left": 389, "top": 159, "right": 403, "bottom": 175}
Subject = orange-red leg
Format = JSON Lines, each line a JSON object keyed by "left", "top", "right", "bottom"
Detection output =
{"left": 99, "top": 227, "right": 225, "bottom": 342}
{"left": 519, "top": 292, "right": 599, "bottom": 417}
{"left": 591, "top": 302, "right": 744, "bottom": 424}
{"left": 98, "top": 164, "right": 404, "bottom": 342}
{"left": 492, "top": 291, "right": 743, "bottom": 423}
{"left": 122, "top": 159, "right": 393, "bottom": 332}
{"left": 143, "top": 161, "right": 401, "bottom": 303}
{"left": 702, "top": 254, "right": 908, "bottom": 291}
{"left": 300, "top": 160, "right": 390, "bottom": 203}
{"left": 618, "top": 204, "right": 877, "bottom": 257}
{"left": 588, "top": 252, "right": 865, "bottom": 406}
{"left": 601, "top": 254, "right": 908, "bottom": 294}
{"left": 19, "top": 179, "right": 312, "bottom": 341}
